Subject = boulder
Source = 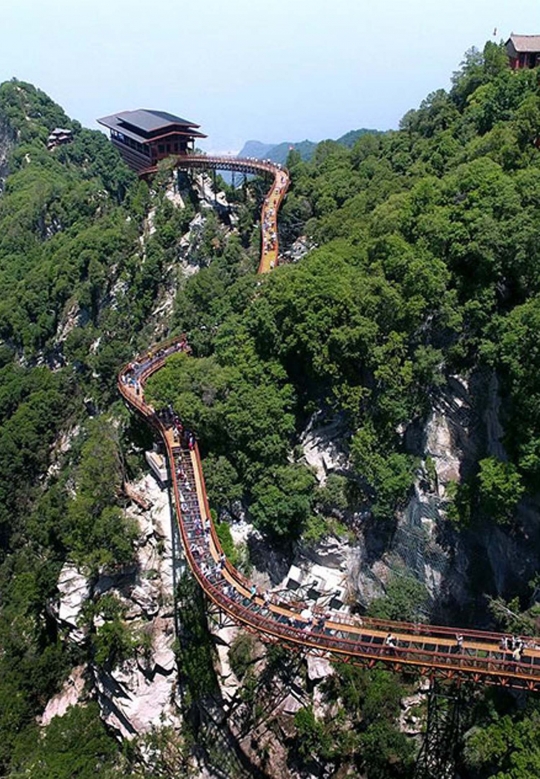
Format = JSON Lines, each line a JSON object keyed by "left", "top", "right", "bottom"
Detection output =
{"left": 40, "top": 666, "right": 86, "bottom": 726}
{"left": 56, "top": 563, "right": 91, "bottom": 638}
{"left": 301, "top": 535, "right": 351, "bottom": 569}
{"left": 153, "top": 630, "right": 176, "bottom": 674}
{"left": 278, "top": 692, "right": 305, "bottom": 715}
{"left": 300, "top": 413, "right": 348, "bottom": 485}
{"left": 306, "top": 655, "right": 333, "bottom": 682}
{"left": 130, "top": 583, "right": 160, "bottom": 618}
{"left": 425, "top": 411, "right": 462, "bottom": 490}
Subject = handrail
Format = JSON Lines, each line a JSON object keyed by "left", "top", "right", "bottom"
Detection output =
{"left": 118, "top": 156, "right": 540, "bottom": 692}
{"left": 140, "top": 154, "right": 289, "bottom": 273}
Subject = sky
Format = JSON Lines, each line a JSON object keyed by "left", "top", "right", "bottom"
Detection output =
{"left": 2, "top": 0, "right": 540, "bottom": 153}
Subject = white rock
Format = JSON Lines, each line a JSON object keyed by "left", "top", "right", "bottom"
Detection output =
{"left": 418, "top": 677, "right": 431, "bottom": 692}
{"left": 153, "top": 631, "right": 176, "bottom": 674}
{"left": 278, "top": 692, "right": 305, "bottom": 715}
{"left": 229, "top": 519, "right": 256, "bottom": 546}
{"left": 216, "top": 645, "right": 242, "bottom": 701}
{"left": 91, "top": 471, "right": 182, "bottom": 739}
{"left": 306, "top": 655, "right": 333, "bottom": 682}
{"left": 425, "top": 411, "right": 462, "bottom": 488}
{"left": 40, "top": 666, "right": 86, "bottom": 726}
{"left": 401, "top": 693, "right": 424, "bottom": 710}
{"left": 57, "top": 564, "right": 90, "bottom": 628}
{"left": 137, "top": 509, "right": 156, "bottom": 542}
{"left": 97, "top": 663, "right": 178, "bottom": 739}
{"left": 303, "top": 536, "right": 352, "bottom": 569}
{"left": 284, "top": 235, "right": 315, "bottom": 263}
{"left": 300, "top": 413, "right": 347, "bottom": 485}
{"left": 50, "top": 463, "right": 183, "bottom": 740}
{"left": 130, "top": 583, "right": 160, "bottom": 617}
{"left": 165, "top": 188, "right": 184, "bottom": 208}
{"left": 124, "top": 601, "right": 144, "bottom": 620}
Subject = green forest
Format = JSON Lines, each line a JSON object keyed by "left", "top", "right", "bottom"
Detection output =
{"left": 2, "top": 40, "right": 540, "bottom": 777}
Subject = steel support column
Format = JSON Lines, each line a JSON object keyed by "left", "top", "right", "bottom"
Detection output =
{"left": 413, "top": 680, "right": 466, "bottom": 779}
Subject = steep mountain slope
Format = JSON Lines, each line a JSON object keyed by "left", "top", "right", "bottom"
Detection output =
{"left": 0, "top": 78, "right": 265, "bottom": 777}
{"left": 3, "top": 38, "right": 540, "bottom": 778}
{"left": 149, "top": 42, "right": 540, "bottom": 775}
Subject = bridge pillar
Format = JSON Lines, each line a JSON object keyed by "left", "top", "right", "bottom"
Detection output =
{"left": 207, "top": 600, "right": 237, "bottom": 631}
{"left": 413, "top": 679, "right": 466, "bottom": 779}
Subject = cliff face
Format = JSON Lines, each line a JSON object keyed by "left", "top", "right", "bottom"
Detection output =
{"left": 35, "top": 182, "right": 244, "bottom": 771}
{"left": 283, "top": 370, "right": 540, "bottom": 627}
{"left": 346, "top": 370, "right": 540, "bottom": 625}
{"left": 41, "top": 328, "right": 535, "bottom": 775}
{"left": 50, "top": 475, "right": 182, "bottom": 740}
{"left": 0, "top": 117, "right": 14, "bottom": 192}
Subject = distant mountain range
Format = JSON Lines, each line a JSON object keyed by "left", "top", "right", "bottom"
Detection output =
{"left": 238, "top": 128, "right": 381, "bottom": 165}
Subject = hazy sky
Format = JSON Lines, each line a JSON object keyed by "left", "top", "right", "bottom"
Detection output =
{"left": 2, "top": 0, "right": 540, "bottom": 152}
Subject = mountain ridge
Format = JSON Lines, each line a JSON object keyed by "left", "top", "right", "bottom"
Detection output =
{"left": 238, "top": 127, "right": 382, "bottom": 165}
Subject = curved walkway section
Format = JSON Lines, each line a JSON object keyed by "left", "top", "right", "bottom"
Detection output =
{"left": 144, "top": 155, "right": 290, "bottom": 273}
{"left": 120, "top": 157, "right": 540, "bottom": 692}
{"left": 119, "top": 343, "right": 540, "bottom": 692}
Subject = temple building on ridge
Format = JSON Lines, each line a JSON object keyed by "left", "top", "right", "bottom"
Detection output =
{"left": 97, "top": 109, "right": 206, "bottom": 172}
{"left": 505, "top": 34, "right": 540, "bottom": 70}
{"left": 47, "top": 127, "right": 73, "bottom": 151}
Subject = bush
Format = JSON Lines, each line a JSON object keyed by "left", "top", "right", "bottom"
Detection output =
{"left": 215, "top": 520, "right": 238, "bottom": 566}
{"left": 9, "top": 703, "right": 120, "bottom": 779}
{"left": 367, "top": 575, "right": 429, "bottom": 622}
{"left": 293, "top": 706, "right": 333, "bottom": 761}
{"left": 228, "top": 632, "right": 255, "bottom": 680}
{"left": 477, "top": 457, "right": 525, "bottom": 525}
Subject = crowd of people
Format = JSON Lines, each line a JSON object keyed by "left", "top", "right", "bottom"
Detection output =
{"left": 120, "top": 335, "right": 191, "bottom": 399}
{"left": 165, "top": 429, "right": 362, "bottom": 641}
{"left": 261, "top": 171, "right": 289, "bottom": 260}
{"left": 499, "top": 635, "right": 534, "bottom": 663}
{"left": 379, "top": 629, "right": 536, "bottom": 666}
{"left": 121, "top": 337, "right": 540, "bottom": 681}
{"left": 170, "top": 431, "right": 539, "bottom": 672}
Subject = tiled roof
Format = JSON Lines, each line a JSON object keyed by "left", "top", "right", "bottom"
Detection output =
{"left": 97, "top": 109, "right": 202, "bottom": 138}
{"left": 507, "top": 34, "right": 540, "bottom": 53}
{"left": 122, "top": 109, "right": 198, "bottom": 131}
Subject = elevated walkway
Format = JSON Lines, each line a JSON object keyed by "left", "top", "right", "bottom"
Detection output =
{"left": 119, "top": 156, "right": 540, "bottom": 691}
{"left": 140, "top": 154, "right": 289, "bottom": 273}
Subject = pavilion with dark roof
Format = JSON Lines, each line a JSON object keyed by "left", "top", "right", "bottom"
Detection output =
{"left": 505, "top": 34, "right": 540, "bottom": 70}
{"left": 97, "top": 109, "right": 206, "bottom": 172}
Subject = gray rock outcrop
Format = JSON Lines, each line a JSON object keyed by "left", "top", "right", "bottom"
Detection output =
{"left": 48, "top": 474, "right": 182, "bottom": 741}
{"left": 300, "top": 412, "right": 348, "bottom": 485}
{"left": 0, "top": 117, "right": 15, "bottom": 192}
{"left": 345, "top": 371, "right": 540, "bottom": 620}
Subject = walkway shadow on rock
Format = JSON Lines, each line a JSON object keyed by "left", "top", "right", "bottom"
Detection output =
{"left": 247, "top": 534, "right": 293, "bottom": 586}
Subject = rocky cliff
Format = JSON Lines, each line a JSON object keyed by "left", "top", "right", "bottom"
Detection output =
{"left": 0, "top": 117, "right": 14, "bottom": 191}
{"left": 335, "top": 371, "right": 540, "bottom": 625}
{"left": 49, "top": 475, "right": 181, "bottom": 740}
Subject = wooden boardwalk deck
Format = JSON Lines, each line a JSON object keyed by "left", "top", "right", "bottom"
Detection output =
{"left": 118, "top": 156, "right": 540, "bottom": 691}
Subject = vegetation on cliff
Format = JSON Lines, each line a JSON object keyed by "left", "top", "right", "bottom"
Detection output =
{"left": 148, "top": 42, "right": 540, "bottom": 775}
{"left": 151, "top": 42, "right": 540, "bottom": 548}
{"left": 3, "top": 38, "right": 540, "bottom": 776}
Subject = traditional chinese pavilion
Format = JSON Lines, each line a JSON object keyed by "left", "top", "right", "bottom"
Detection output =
{"left": 505, "top": 34, "right": 540, "bottom": 70}
{"left": 46, "top": 127, "right": 73, "bottom": 151}
{"left": 97, "top": 109, "right": 206, "bottom": 172}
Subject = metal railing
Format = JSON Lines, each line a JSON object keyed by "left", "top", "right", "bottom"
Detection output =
{"left": 118, "top": 154, "right": 540, "bottom": 692}
{"left": 118, "top": 344, "right": 540, "bottom": 692}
